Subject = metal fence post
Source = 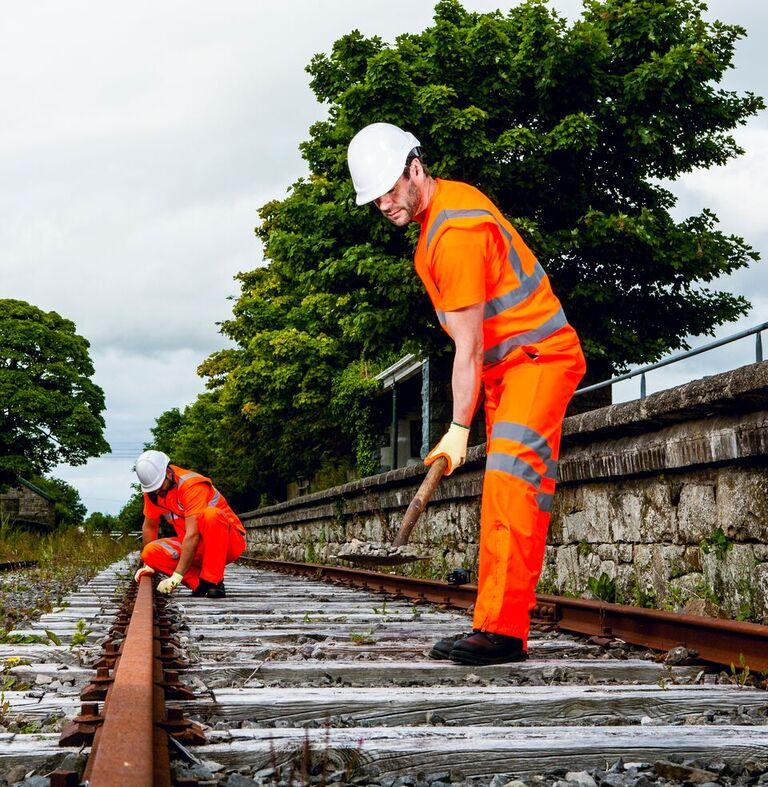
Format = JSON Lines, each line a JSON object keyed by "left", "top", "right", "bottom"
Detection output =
{"left": 757, "top": 332, "right": 764, "bottom": 363}
{"left": 640, "top": 372, "right": 646, "bottom": 399}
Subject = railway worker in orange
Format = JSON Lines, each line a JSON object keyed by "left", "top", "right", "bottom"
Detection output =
{"left": 132, "top": 450, "right": 246, "bottom": 598}
{"left": 347, "top": 123, "right": 586, "bottom": 665}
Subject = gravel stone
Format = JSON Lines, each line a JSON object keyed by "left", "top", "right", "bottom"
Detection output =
{"left": 652, "top": 761, "right": 718, "bottom": 783}
{"left": 224, "top": 775, "right": 259, "bottom": 787}
{"left": 4, "top": 766, "right": 29, "bottom": 784}
{"left": 565, "top": 771, "right": 597, "bottom": 787}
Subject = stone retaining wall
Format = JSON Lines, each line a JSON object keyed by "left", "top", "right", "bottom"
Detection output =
{"left": 241, "top": 362, "right": 768, "bottom": 622}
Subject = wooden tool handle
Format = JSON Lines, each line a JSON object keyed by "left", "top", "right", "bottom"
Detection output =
{"left": 392, "top": 456, "right": 448, "bottom": 548}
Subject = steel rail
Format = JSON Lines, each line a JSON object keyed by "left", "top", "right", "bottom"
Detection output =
{"left": 82, "top": 575, "right": 170, "bottom": 787}
{"left": 241, "top": 557, "right": 768, "bottom": 672}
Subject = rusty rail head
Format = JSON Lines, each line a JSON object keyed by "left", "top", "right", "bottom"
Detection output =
{"left": 538, "top": 593, "right": 768, "bottom": 672}
{"left": 242, "top": 557, "right": 768, "bottom": 672}
{"left": 83, "top": 576, "right": 170, "bottom": 787}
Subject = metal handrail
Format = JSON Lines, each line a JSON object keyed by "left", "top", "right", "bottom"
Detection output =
{"left": 574, "top": 320, "right": 767, "bottom": 399}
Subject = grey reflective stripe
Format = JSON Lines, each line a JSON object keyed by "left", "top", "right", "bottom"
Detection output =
{"left": 485, "top": 452, "right": 541, "bottom": 488}
{"left": 426, "top": 207, "right": 553, "bottom": 332}
{"left": 492, "top": 421, "right": 559, "bottom": 482}
{"left": 536, "top": 491, "right": 554, "bottom": 513}
{"left": 484, "top": 308, "right": 568, "bottom": 365}
{"left": 426, "top": 209, "right": 495, "bottom": 250}
{"left": 157, "top": 541, "right": 179, "bottom": 559}
{"left": 492, "top": 421, "right": 551, "bottom": 462}
{"left": 545, "top": 459, "right": 558, "bottom": 481}
{"left": 435, "top": 309, "right": 447, "bottom": 327}
{"left": 177, "top": 472, "right": 202, "bottom": 486}
{"left": 484, "top": 264, "right": 545, "bottom": 319}
{"left": 210, "top": 489, "right": 221, "bottom": 506}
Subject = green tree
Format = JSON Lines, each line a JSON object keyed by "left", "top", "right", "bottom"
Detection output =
{"left": 145, "top": 407, "right": 184, "bottom": 454}
{"left": 0, "top": 300, "right": 110, "bottom": 489}
{"left": 207, "top": 0, "right": 764, "bottom": 495}
{"left": 29, "top": 475, "right": 87, "bottom": 528}
{"left": 84, "top": 511, "right": 118, "bottom": 532}
{"left": 115, "top": 488, "right": 144, "bottom": 533}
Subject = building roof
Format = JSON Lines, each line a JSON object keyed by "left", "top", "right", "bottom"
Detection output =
{"left": 375, "top": 354, "right": 426, "bottom": 391}
{"left": 17, "top": 477, "right": 55, "bottom": 502}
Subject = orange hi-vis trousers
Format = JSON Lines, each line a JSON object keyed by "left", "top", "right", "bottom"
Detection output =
{"left": 141, "top": 506, "right": 246, "bottom": 589}
{"left": 472, "top": 325, "right": 586, "bottom": 648}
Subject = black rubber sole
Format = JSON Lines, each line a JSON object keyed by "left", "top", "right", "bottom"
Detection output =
{"left": 449, "top": 650, "right": 529, "bottom": 666}
{"left": 428, "top": 633, "right": 474, "bottom": 661}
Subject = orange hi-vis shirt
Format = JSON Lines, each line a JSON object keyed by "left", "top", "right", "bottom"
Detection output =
{"left": 414, "top": 178, "right": 569, "bottom": 366}
{"left": 142, "top": 465, "right": 244, "bottom": 539}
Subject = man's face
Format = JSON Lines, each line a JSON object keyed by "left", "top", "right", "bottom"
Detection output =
{"left": 374, "top": 172, "right": 420, "bottom": 227}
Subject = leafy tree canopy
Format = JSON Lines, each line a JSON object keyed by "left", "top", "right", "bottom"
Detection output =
{"left": 84, "top": 510, "right": 118, "bottom": 532}
{"left": 0, "top": 299, "right": 110, "bottom": 489}
{"left": 160, "top": 0, "right": 764, "bottom": 501}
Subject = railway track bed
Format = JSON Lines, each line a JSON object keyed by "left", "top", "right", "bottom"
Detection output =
{"left": 1, "top": 558, "right": 767, "bottom": 785}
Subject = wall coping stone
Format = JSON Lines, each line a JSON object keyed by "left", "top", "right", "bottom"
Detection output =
{"left": 240, "top": 361, "right": 768, "bottom": 523}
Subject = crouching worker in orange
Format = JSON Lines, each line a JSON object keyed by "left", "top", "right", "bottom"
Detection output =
{"left": 132, "top": 450, "right": 246, "bottom": 598}
{"left": 348, "top": 123, "right": 586, "bottom": 665}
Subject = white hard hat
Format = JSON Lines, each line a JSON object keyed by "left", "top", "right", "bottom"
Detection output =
{"left": 347, "top": 122, "right": 421, "bottom": 205}
{"left": 134, "top": 450, "right": 170, "bottom": 493}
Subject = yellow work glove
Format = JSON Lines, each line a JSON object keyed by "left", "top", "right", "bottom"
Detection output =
{"left": 157, "top": 572, "right": 184, "bottom": 595}
{"left": 425, "top": 422, "right": 470, "bottom": 475}
{"left": 134, "top": 564, "right": 155, "bottom": 583}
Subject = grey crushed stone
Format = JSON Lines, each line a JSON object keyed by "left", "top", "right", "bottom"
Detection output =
{"left": 205, "top": 755, "right": 768, "bottom": 786}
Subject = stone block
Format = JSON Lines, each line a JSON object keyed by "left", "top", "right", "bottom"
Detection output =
{"left": 596, "top": 544, "right": 617, "bottom": 561}
{"left": 555, "top": 545, "right": 602, "bottom": 595}
{"left": 716, "top": 468, "right": 768, "bottom": 542}
{"left": 701, "top": 544, "right": 758, "bottom": 618}
{"left": 754, "top": 563, "right": 768, "bottom": 622}
{"left": 617, "top": 543, "right": 633, "bottom": 563}
{"left": 633, "top": 545, "right": 686, "bottom": 597}
{"left": 676, "top": 482, "right": 717, "bottom": 544}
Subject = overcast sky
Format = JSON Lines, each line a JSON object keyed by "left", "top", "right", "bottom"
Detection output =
{"left": 1, "top": 1, "right": 765, "bottom": 514}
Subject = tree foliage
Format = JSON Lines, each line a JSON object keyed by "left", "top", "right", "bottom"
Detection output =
{"left": 153, "top": 0, "right": 763, "bottom": 502}
{"left": 0, "top": 299, "right": 110, "bottom": 489}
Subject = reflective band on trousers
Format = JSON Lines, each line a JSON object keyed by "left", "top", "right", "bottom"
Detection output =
{"left": 485, "top": 452, "right": 542, "bottom": 488}
{"left": 425, "top": 207, "right": 566, "bottom": 363}
{"left": 488, "top": 420, "right": 559, "bottom": 513}
{"left": 491, "top": 421, "right": 558, "bottom": 481}
{"left": 157, "top": 540, "right": 180, "bottom": 560}
{"left": 536, "top": 491, "right": 554, "bottom": 513}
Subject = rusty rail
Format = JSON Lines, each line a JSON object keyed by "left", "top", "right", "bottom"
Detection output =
{"left": 241, "top": 557, "right": 768, "bottom": 672}
{"left": 57, "top": 575, "right": 204, "bottom": 786}
{"left": 83, "top": 575, "right": 170, "bottom": 787}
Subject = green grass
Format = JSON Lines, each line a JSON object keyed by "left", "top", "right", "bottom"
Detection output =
{"left": 0, "top": 513, "right": 131, "bottom": 570}
{"left": 0, "top": 512, "right": 133, "bottom": 636}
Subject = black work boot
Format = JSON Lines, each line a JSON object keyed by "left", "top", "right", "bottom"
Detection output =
{"left": 429, "top": 631, "right": 476, "bottom": 660}
{"left": 207, "top": 581, "right": 226, "bottom": 599}
{"left": 449, "top": 631, "right": 528, "bottom": 665}
{"left": 191, "top": 579, "right": 226, "bottom": 598}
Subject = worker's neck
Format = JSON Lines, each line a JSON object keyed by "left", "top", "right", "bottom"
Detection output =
{"left": 415, "top": 176, "right": 437, "bottom": 222}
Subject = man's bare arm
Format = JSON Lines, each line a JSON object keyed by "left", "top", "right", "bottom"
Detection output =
{"left": 141, "top": 516, "right": 159, "bottom": 547}
{"left": 175, "top": 516, "right": 200, "bottom": 577}
{"left": 444, "top": 303, "right": 484, "bottom": 426}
